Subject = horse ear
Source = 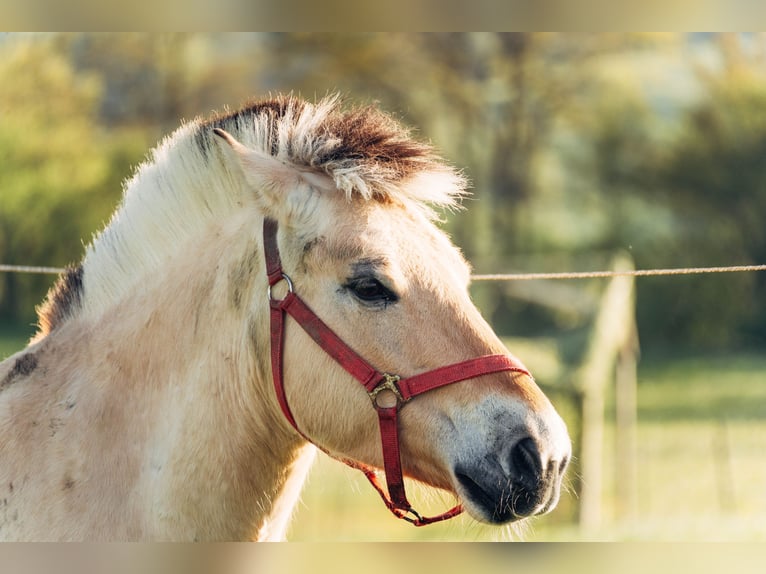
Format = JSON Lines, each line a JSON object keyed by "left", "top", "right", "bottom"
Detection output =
{"left": 213, "top": 128, "right": 333, "bottom": 223}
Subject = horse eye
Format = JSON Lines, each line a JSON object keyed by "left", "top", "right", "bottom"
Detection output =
{"left": 346, "top": 277, "right": 398, "bottom": 305}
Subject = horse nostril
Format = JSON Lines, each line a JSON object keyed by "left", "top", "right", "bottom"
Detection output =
{"left": 510, "top": 437, "right": 543, "bottom": 485}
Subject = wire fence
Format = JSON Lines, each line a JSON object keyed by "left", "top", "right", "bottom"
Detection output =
{"left": 471, "top": 264, "right": 766, "bottom": 281}
{"left": 0, "top": 264, "right": 71, "bottom": 275}
{"left": 3, "top": 263, "right": 766, "bottom": 280}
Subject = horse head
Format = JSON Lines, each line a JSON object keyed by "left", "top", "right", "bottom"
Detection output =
{"left": 212, "top": 97, "right": 571, "bottom": 525}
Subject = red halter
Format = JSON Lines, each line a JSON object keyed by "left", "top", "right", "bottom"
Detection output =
{"left": 263, "top": 218, "right": 532, "bottom": 526}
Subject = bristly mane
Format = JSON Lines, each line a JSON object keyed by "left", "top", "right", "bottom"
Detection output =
{"left": 34, "top": 94, "right": 467, "bottom": 338}
{"left": 197, "top": 94, "right": 466, "bottom": 205}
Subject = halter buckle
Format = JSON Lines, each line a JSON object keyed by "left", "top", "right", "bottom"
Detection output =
{"left": 368, "top": 373, "right": 406, "bottom": 408}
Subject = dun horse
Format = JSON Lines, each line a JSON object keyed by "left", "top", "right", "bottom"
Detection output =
{"left": 0, "top": 95, "right": 570, "bottom": 541}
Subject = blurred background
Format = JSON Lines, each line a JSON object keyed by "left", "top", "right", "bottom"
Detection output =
{"left": 0, "top": 32, "right": 764, "bottom": 541}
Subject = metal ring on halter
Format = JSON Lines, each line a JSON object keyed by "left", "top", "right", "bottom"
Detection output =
{"left": 267, "top": 273, "right": 294, "bottom": 302}
{"left": 368, "top": 373, "right": 407, "bottom": 408}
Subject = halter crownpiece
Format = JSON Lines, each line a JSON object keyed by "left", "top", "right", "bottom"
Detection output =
{"left": 263, "top": 217, "right": 533, "bottom": 526}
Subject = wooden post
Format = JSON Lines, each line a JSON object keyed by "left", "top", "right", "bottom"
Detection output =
{"left": 615, "top": 324, "right": 639, "bottom": 521}
{"left": 576, "top": 253, "right": 636, "bottom": 532}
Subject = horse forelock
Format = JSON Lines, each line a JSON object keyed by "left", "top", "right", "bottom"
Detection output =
{"left": 197, "top": 94, "right": 468, "bottom": 210}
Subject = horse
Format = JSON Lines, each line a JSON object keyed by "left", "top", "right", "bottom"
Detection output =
{"left": 0, "top": 94, "right": 571, "bottom": 541}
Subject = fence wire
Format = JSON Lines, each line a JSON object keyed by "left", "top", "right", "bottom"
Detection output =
{"left": 471, "top": 264, "right": 766, "bottom": 281}
{"left": 2, "top": 263, "right": 766, "bottom": 280}
{"left": 0, "top": 264, "right": 69, "bottom": 275}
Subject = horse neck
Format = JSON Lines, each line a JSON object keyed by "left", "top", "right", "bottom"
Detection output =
{"left": 66, "top": 141, "right": 312, "bottom": 539}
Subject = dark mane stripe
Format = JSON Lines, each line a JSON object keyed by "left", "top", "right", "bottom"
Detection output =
{"left": 196, "top": 95, "right": 302, "bottom": 157}
{"left": 36, "top": 265, "right": 84, "bottom": 336}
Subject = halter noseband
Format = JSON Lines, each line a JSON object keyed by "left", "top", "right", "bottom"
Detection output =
{"left": 263, "top": 218, "right": 532, "bottom": 526}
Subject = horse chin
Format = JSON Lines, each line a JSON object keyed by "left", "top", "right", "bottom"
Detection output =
{"left": 452, "top": 466, "right": 561, "bottom": 525}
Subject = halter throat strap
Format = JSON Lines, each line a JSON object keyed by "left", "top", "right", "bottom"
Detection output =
{"left": 263, "top": 218, "right": 532, "bottom": 526}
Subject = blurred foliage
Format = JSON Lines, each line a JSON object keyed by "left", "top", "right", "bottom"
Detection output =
{"left": 1, "top": 32, "right": 765, "bottom": 352}
{"left": 578, "top": 35, "right": 766, "bottom": 348}
{"left": 0, "top": 36, "right": 150, "bottom": 323}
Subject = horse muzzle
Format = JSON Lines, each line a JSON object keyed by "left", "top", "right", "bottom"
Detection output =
{"left": 453, "top": 432, "right": 570, "bottom": 524}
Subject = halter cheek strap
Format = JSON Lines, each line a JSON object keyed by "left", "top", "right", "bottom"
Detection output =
{"left": 263, "top": 218, "right": 532, "bottom": 526}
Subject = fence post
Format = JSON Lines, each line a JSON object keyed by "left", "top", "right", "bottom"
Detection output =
{"left": 615, "top": 324, "right": 639, "bottom": 522}
{"left": 576, "top": 253, "right": 636, "bottom": 533}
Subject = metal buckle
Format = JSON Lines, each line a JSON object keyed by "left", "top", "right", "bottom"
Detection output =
{"left": 267, "top": 273, "right": 294, "bottom": 302}
{"left": 368, "top": 373, "right": 406, "bottom": 408}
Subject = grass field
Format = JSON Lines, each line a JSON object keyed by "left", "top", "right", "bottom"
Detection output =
{"left": 1, "top": 324, "right": 764, "bottom": 541}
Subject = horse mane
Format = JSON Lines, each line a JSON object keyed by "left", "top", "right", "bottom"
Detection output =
{"left": 197, "top": 94, "right": 466, "bottom": 206}
{"left": 35, "top": 265, "right": 84, "bottom": 336}
{"left": 34, "top": 94, "right": 467, "bottom": 337}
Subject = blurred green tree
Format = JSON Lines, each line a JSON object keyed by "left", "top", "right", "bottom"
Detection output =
{"left": 580, "top": 34, "right": 766, "bottom": 349}
{"left": 65, "top": 33, "right": 266, "bottom": 131}
{"left": 652, "top": 40, "right": 766, "bottom": 347}
{"left": 0, "top": 36, "right": 147, "bottom": 326}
